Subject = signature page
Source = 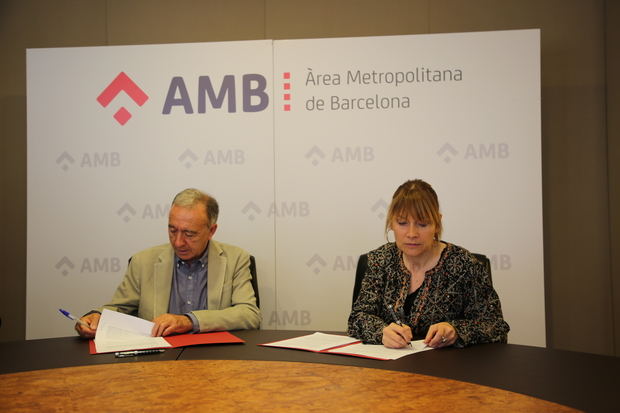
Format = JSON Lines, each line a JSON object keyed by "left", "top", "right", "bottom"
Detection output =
{"left": 326, "top": 340, "right": 433, "bottom": 360}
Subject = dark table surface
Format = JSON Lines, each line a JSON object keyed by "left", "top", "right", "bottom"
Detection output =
{"left": 1, "top": 330, "right": 618, "bottom": 413}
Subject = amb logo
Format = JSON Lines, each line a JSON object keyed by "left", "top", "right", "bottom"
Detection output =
{"left": 97, "top": 72, "right": 270, "bottom": 125}
{"left": 162, "top": 74, "right": 269, "bottom": 114}
{"left": 97, "top": 72, "right": 149, "bottom": 125}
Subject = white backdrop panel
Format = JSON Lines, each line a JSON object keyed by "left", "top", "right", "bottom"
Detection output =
{"left": 273, "top": 30, "right": 543, "bottom": 346}
{"left": 27, "top": 40, "right": 275, "bottom": 339}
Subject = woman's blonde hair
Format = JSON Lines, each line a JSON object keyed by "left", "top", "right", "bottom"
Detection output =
{"left": 384, "top": 179, "right": 442, "bottom": 240}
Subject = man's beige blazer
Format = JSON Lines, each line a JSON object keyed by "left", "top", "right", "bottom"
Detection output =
{"left": 100, "top": 240, "right": 261, "bottom": 331}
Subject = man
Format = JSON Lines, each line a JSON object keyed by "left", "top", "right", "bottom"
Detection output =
{"left": 76, "top": 188, "right": 261, "bottom": 338}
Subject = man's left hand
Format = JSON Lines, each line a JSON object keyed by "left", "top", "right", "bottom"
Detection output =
{"left": 151, "top": 313, "right": 193, "bottom": 337}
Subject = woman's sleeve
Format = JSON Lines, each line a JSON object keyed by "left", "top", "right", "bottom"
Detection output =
{"left": 450, "top": 259, "right": 510, "bottom": 347}
{"left": 347, "top": 257, "right": 388, "bottom": 344}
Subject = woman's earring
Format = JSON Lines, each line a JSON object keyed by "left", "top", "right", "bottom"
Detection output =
{"left": 387, "top": 229, "right": 395, "bottom": 243}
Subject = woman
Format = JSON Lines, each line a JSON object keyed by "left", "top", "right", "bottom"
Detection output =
{"left": 348, "top": 179, "right": 509, "bottom": 348}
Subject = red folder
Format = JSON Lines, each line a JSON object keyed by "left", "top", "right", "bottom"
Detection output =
{"left": 89, "top": 331, "right": 244, "bottom": 354}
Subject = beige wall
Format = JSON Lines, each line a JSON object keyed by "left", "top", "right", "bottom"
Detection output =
{"left": 1, "top": 0, "right": 617, "bottom": 356}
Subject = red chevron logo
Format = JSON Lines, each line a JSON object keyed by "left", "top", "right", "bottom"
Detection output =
{"left": 97, "top": 72, "right": 148, "bottom": 125}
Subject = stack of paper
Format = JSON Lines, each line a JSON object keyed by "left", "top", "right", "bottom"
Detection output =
{"left": 94, "top": 309, "right": 171, "bottom": 353}
{"left": 90, "top": 309, "right": 244, "bottom": 354}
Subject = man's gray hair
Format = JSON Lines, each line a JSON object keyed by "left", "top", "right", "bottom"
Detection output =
{"left": 171, "top": 188, "right": 219, "bottom": 226}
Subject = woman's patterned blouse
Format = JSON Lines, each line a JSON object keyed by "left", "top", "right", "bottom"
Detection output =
{"left": 347, "top": 242, "right": 510, "bottom": 347}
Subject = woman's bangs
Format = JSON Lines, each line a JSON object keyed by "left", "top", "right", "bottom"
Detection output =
{"left": 393, "top": 197, "right": 434, "bottom": 224}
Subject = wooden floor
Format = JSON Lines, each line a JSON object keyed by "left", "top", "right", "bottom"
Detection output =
{"left": 0, "top": 359, "right": 581, "bottom": 412}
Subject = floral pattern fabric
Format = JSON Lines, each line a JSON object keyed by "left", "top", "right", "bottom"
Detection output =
{"left": 347, "top": 242, "right": 509, "bottom": 347}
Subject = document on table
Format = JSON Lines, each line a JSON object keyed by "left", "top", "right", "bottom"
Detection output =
{"left": 325, "top": 340, "right": 432, "bottom": 360}
{"left": 261, "top": 332, "right": 359, "bottom": 352}
{"left": 260, "top": 332, "right": 433, "bottom": 360}
{"left": 94, "top": 309, "right": 171, "bottom": 353}
{"left": 90, "top": 309, "right": 245, "bottom": 354}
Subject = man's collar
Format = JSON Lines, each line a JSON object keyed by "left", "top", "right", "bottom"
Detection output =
{"left": 175, "top": 241, "right": 210, "bottom": 268}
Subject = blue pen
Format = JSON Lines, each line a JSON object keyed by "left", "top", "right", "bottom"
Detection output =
{"left": 58, "top": 308, "right": 89, "bottom": 328}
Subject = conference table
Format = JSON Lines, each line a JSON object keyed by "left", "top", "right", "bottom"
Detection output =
{"left": 0, "top": 330, "right": 618, "bottom": 412}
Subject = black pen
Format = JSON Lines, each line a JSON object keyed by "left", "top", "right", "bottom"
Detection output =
{"left": 387, "top": 304, "right": 412, "bottom": 348}
{"left": 387, "top": 304, "right": 403, "bottom": 326}
{"left": 114, "top": 349, "right": 166, "bottom": 358}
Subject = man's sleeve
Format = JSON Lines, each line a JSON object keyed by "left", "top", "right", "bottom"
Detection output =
{"left": 191, "top": 249, "right": 261, "bottom": 331}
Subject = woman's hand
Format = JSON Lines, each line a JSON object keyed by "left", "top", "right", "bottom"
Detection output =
{"left": 424, "top": 322, "right": 457, "bottom": 348}
{"left": 382, "top": 323, "right": 413, "bottom": 348}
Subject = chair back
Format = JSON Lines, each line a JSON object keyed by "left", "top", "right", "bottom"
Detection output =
{"left": 352, "top": 254, "right": 368, "bottom": 308}
{"left": 471, "top": 253, "right": 492, "bottom": 285}
{"left": 249, "top": 255, "right": 260, "bottom": 308}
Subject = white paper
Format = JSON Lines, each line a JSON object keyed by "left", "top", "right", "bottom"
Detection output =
{"left": 263, "top": 332, "right": 433, "bottom": 360}
{"left": 262, "top": 332, "right": 359, "bottom": 352}
{"left": 94, "top": 309, "right": 171, "bottom": 353}
{"left": 326, "top": 340, "right": 433, "bottom": 360}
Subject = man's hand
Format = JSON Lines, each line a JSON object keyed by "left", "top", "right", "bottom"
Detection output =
{"left": 151, "top": 313, "right": 193, "bottom": 337}
{"left": 76, "top": 313, "right": 100, "bottom": 339}
{"left": 382, "top": 322, "right": 413, "bottom": 348}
